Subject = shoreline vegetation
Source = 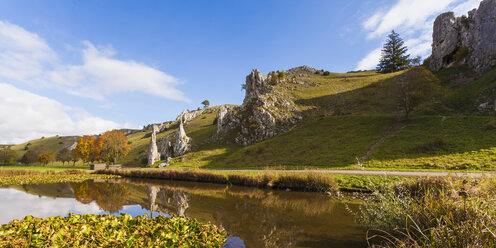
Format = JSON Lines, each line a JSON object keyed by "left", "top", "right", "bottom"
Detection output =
{"left": 94, "top": 168, "right": 411, "bottom": 193}
{"left": 0, "top": 169, "right": 119, "bottom": 186}
{"left": 95, "top": 168, "right": 341, "bottom": 193}
{"left": 0, "top": 214, "right": 225, "bottom": 247}
{"left": 359, "top": 176, "right": 496, "bottom": 247}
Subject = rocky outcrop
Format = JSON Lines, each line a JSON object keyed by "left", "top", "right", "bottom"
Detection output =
{"left": 287, "top": 65, "right": 318, "bottom": 77}
{"left": 477, "top": 87, "right": 496, "bottom": 114}
{"left": 430, "top": 0, "right": 496, "bottom": 73}
{"left": 145, "top": 112, "right": 194, "bottom": 166}
{"left": 147, "top": 125, "right": 160, "bottom": 166}
{"left": 175, "top": 109, "right": 205, "bottom": 124}
{"left": 173, "top": 117, "right": 192, "bottom": 157}
{"left": 157, "top": 136, "right": 173, "bottom": 167}
{"left": 213, "top": 69, "right": 302, "bottom": 145}
{"left": 158, "top": 136, "right": 172, "bottom": 159}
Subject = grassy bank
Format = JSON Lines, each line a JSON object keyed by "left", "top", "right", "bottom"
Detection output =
{"left": 0, "top": 169, "right": 119, "bottom": 186}
{"left": 0, "top": 214, "right": 225, "bottom": 247}
{"left": 0, "top": 165, "right": 89, "bottom": 171}
{"left": 359, "top": 177, "right": 496, "bottom": 247}
{"left": 95, "top": 169, "right": 340, "bottom": 193}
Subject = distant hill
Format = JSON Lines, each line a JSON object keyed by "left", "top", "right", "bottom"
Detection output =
{"left": 10, "top": 135, "right": 79, "bottom": 157}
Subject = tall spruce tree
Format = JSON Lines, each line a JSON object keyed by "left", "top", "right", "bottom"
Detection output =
{"left": 377, "top": 30, "right": 410, "bottom": 73}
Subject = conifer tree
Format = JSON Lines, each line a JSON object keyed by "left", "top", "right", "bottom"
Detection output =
{"left": 377, "top": 30, "right": 410, "bottom": 73}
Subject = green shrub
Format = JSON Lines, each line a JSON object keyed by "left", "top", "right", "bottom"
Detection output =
{"left": 454, "top": 46, "right": 469, "bottom": 62}
{"left": 0, "top": 214, "right": 225, "bottom": 247}
{"left": 460, "top": 15, "right": 471, "bottom": 28}
{"left": 422, "top": 56, "right": 431, "bottom": 67}
{"left": 323, "top": 71, "right": 330, "bottom": 76}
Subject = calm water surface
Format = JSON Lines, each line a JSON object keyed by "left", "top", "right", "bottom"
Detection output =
{"left": 0, "top": 178, "right": 367, "bottom": 247}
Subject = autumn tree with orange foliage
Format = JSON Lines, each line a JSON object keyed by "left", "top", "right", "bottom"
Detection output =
{"left": 75, "top": 135, "right": 96, "bottom": 163}
{"left": 92, "top": 137, "right": 103, "bottom": 162}
{"left": 38, "top": 152, "right": 55, "bottom": 166}
{"left": 99, "top": 130, "right": 130, "bottom": 164}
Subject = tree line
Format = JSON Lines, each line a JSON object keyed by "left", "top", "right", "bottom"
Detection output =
{"left": 0, "top": 130, "right": 130, "bottom": 166}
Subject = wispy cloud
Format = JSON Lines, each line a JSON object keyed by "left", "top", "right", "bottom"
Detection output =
{"left": 0, "top": 83, "right": 133, "bottom": 144}
{"left": 356, "top": 0, "right": 481, "bottom": 70}
{"left": 0, "top": 21, "right": 188, "bottom": 102}
{"left": 0, "top": 21, "right": 56, "bottom": 84}
{"left": 49, "top": 41, "right": 189, "bottom": 102}
{"left": 0, "top": 20, "right": 189, "bottom": 143}
{"left": 356, "top": 47, "right": 382, "bottom": 71}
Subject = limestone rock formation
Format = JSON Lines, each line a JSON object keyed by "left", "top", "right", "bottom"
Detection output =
{"left": 147, "top": 124, "right": 160, "bottom": 166}
{"left": 213, "top": 69, "right": 302, "bottom": 145}
{"left": 158, "top": 136, "right": 172, "bottom": 159}
{"left": 157, "top": 135, "right": 173, "bottom": 167}
{"left": 175, "top": 108, "right": 216, "bottom": 125}
{"left": 173, "top": 117, "right": 192, "bottom": 157}
{"left": 430, "top": 0, "right": 496, "bottom": 73}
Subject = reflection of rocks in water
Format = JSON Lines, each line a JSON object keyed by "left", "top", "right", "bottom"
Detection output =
{"left": 118, "top": 179, "right": 364, "bottom": 247}
{"left": 147, "top": 186, "right": 159, "bottom": 218}
{"left": 145, "top": 186, "right": 190, "bottom": 218}
{"left": 173, "top": 191, "right": 189, "bottom": 217}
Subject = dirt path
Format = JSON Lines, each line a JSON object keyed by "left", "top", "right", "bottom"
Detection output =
{"left": 358, "top": 121, "right": 403, "bottom": 164}
{"left": 216, "top": 169, "right": 494, "bottom": 178}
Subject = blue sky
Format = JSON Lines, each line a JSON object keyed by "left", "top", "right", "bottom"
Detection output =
{"left": 0, "top": 0, "right": 481, "bottom": 143}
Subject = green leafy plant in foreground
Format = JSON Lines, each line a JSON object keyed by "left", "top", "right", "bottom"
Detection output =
{"left": 0, "top": 214, "right": 226, "bottom": 248}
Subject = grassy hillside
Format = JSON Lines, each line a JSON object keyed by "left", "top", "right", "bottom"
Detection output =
{"left": 10, "top": 66, "right": 496, "bottom": 170}
{"left": 166, "top": 66, "right": 496, "bottom": 170}
{"left": 10, "top": 136, "right": 79, "bottom": 157}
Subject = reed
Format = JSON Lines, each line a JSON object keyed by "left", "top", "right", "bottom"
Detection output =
{"left": 96, "top": 169, "right": 338, "bottom": 193}
{"left": 359, "top": 177, "right": 496, "bottom": 247}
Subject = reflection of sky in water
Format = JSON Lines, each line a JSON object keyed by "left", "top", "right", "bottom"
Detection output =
{"left": 0, "top": 188, "right": 243, "bottom": 247}
{"left": 0, "top": 188, "right": 164, "bottom": 223}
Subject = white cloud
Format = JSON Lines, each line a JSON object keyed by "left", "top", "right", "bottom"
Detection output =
{"left": 0, "top": 83, "right": 131, "bottom": 144}
{"left": 363, "top": 12, "right": 384, "bottom": 30}
{"left": 0, "top": 21, "right": 188, "bottom": 102}
{"left": 356, "top": 47, "right": 382, "bottom": 71}
{"left": 363, "top": 0, "right": 456, "bottom": 39}
{"left": 453, "top": 0, "right": 481, "bottom": 16}
{"left": 356, "top": 0, "right": 482, "bottom": 70}
{"left": 0, "top": 20, "right": 188, "bottom": 143}
{"left": 49, "top": 41, "right": 189, "bottom": 102}
{"left": 0, "top": 21, "right": 56, "bottom": 84}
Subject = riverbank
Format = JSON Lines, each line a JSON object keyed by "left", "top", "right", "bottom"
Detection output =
{"left": 0, "top": 169, "right": 118, "bottom": 186}
{"left": 95, "top": 168, "right": 342, "bottom": 193}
